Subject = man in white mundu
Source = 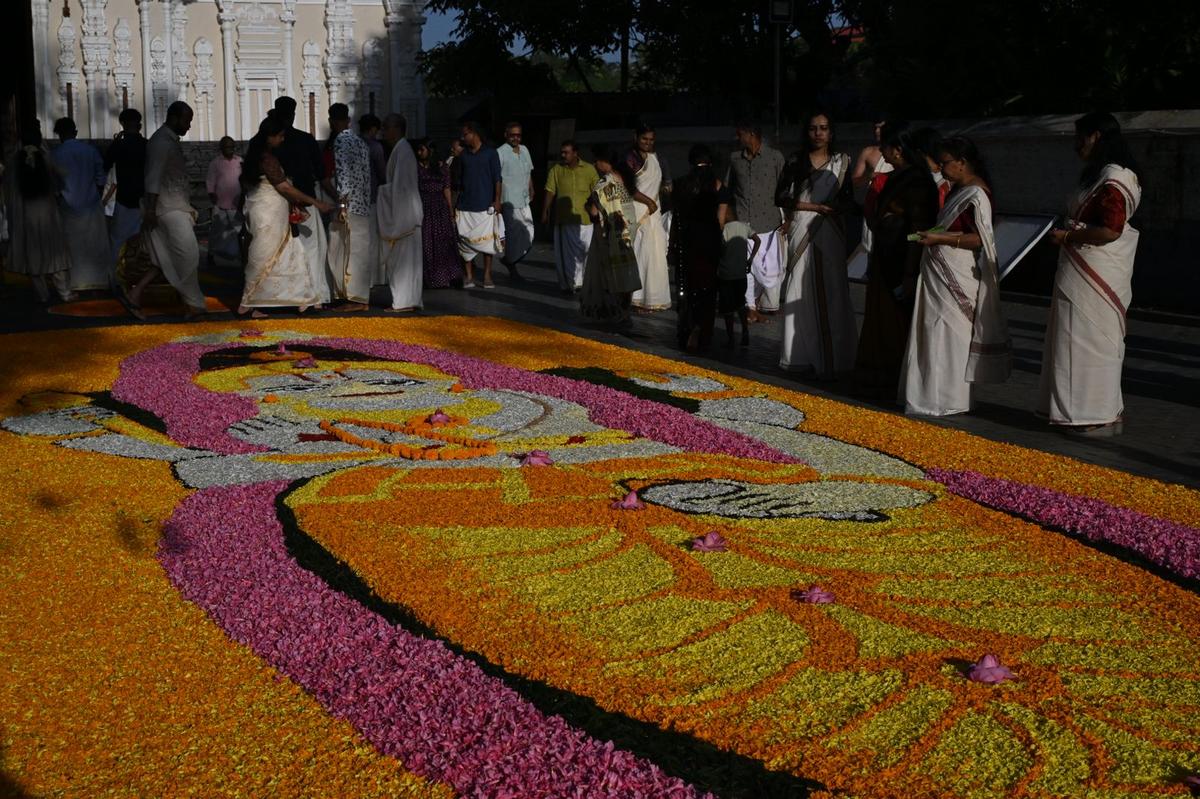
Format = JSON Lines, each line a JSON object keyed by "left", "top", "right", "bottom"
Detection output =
{"left": 778, "top": 115, "right": 858, "bottom": 378}
{"left": 326, "top": 104, "right": 375, "bottom": 310}
{"left": 628, "top": 126, "right": 671, "bottom": 311}
{"left": 1039, "top": 113, "right": 1143, "bottom": 434}
{"left": 377, "top": 114, "right": 424, "bottom": 312}
{"left": 454, "top": 121, "right": 505, "bottom": 288}
{"left": 901, "top": 137, "right": 1011, "bottom": 416}
{"left": 498, "top": 121, "right": 534, "bottom": 279}
{"left": 137, "top": 102, "right": 207, "bottom": 318}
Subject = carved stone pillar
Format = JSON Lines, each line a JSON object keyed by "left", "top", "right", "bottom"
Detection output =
{"left": 33, "top": 0, "right": 54, "bottom": 136}
{"left": 171, "top": 1, "right": 192, "bottom": 104}
{"left": 324, "top": 0, "right": 357, "bottom": 116}
{"left": 150, "top": 36, "right": 169, "bottom": 123}
{"left": 281, "top": 0, "right": 296, "bottom": 100}
{"left": 193, "top": 38, "right": 217, "bottom": 140}
{"left": 136, "top": 0, "right": 154, "bottom": 127}
{"left": 161, "top": 0, "right": 175, "bottom": 103}
{"left": 56, "top": 15, "right": 82, "bottom": 123}
{"left": 216, "top": 0, "right": 238, "bottom": 139}
{"left": 299, "top": 40, "right": 323, "bottom": 135}
{"left": 383, "top": 0, "right": 427, "bottom": 134}
{"left": 80, "top": 0, "right": 113, "bottom": 138}
{"left": 112, "top": 18, "right": 135, "bottom": 113}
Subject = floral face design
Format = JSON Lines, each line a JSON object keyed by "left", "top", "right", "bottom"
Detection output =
{"left": 6, "top": 327, "right": 1199, "bottom": 798}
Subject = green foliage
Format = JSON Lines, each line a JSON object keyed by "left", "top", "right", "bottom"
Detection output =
{"left": 839, "top": 0, "right": 1200, "bottom": 116}
{"left": 424, "top": 0, "right": 1200, "bottom": 117}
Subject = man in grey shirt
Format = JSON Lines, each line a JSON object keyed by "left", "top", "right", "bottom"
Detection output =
{"left": 726, "top": 122, "right": 785, "bottom": 317}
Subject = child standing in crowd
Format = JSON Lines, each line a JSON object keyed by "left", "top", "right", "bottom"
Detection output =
{"left": 718, "top": 205, "right": 755, "bottom": 346}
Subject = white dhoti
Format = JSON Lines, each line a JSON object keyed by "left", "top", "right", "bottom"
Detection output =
{"left": 456, "top": 210, "right": 505, "bottom": 262}
{"left": 747, "top": 228, "right": 784, "bottom": 311}
{"left": 631, "top": 153, "right": 671, "bottom": 309}
{"left": 328, "top": 211, "right": 374, "bottom": 304}
{"left": 1038, "top": 166, "right": 1141, "bottom": 426}
{"left": 382, "top": 233, "right": 422, "bottom": 309}
{"left": 553, "top": 223, "right": 592, "bottom": 290}
{"left": 144, "top": 208, "right": 206, "bottom": 311}
{"left": 501, "top": 204, "right": 534, "bottom": 263}
{"left": 901, "top": 187, "right": 1011, "bottom": 416}
{"left": 240, "top": 178, "right": 318, "bottom": 308}
{"left": 109, "top": 202, "right": 143, "bottom": 269}
{"left": 208, "top": 207, "right": 243, "bottom": 267}
{"left": 370, "top": 204, "right": 386, "bottom": 286}
{"left": 63, "top": 205, "right": 112, "bottom": 290}
{"left": 295, "top": 211, "right": 332, "bottom": 305}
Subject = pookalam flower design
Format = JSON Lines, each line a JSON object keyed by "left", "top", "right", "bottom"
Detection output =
{"left": 4, "top": 321, "right": 1200, "bottom": 799}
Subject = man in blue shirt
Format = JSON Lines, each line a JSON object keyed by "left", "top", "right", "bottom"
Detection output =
{"left": 51, "top": 117, "right": 110, "bottom": 293}
{"left": 453, "top": 121, "right": 503, "bottom": 288}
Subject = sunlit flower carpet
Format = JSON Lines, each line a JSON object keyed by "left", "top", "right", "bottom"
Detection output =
{"left": 1, "top": 317, "right": 1198, "bottom": 798}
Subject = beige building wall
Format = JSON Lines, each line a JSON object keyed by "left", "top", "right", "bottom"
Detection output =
{"left": 32, "top": 0, "right": 426, "bottom": 142}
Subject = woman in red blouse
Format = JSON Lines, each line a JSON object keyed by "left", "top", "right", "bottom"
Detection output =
{"left": 1038, "top": 113, "right": 1143, "bottom": 434}
{"left": 900, "top": 136, "right": 1012, "bottom": 416}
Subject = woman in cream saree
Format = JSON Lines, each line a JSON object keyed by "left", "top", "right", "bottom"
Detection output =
{"left": 238, "top": 116, "right": 333, "bottom": 316}
{"left": 1039, "top": 112, "right": 1143, "bottom": 435}
{"left": 901, "top": 136, "right": 1011, "bottom": 416}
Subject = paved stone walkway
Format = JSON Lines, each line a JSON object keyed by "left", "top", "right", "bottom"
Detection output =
{"left": 3, "top": 241, "right": 1197, "bottom": 487}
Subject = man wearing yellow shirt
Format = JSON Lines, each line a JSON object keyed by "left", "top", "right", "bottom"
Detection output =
{"left": 541, "top": 140, "right": 599, "bottom": 293}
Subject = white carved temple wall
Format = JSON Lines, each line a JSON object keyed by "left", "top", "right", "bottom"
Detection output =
{"left": 31, "top": 0, "right": 426, "bottom": 142}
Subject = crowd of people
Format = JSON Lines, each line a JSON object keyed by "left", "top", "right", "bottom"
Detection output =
{"left": 0, "top": 103, "right": 1141, "bottom": 436}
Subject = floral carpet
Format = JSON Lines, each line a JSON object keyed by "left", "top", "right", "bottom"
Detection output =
{"left": 1, "top": 317, "right": 1198, "bottom": 799}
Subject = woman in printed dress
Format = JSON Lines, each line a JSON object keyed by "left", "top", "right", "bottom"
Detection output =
{"left": 413, "top": 139, "right": 463, "bottom": 289}
{"left": 579, "top": 148, "right": 642, "bottom": 327}
{"left": 901, "top": 136, "right": 1011, "bottom": 416}
{"left": 1038, "top": 112, "right": 1143, "bottom": 435}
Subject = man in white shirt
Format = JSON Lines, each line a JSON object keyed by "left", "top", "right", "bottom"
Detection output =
{"left": 135, "top": 101, "right": 207, "bottom": 318}
{"left": 497, "top": 121, "right": 534, "bottom": 279}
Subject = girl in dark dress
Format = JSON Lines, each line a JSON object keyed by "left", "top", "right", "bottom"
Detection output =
{"left": 668, "top": 144, "right": 727, "bottom": 351}
{"left": 854, "top": 125, "right": 939, "bottom": 398}
{"left": 412, "top": 138, "right": 463, "bottom": 288}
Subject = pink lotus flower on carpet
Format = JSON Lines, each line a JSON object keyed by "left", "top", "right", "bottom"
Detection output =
{"left": 611, "top": 491, "right": 645, "bottom": 510}
{"left": 293, "top": 357, "right": 317, "bottom": 369}
{"left": 967, "top": 654, "right": 1014, "bottom": 684}
{"left": 520, "top": 450, "right": 554, "bottom": 467}
{"left": 238, "top": 328, "right": 264, "bottom": 338}
{"left": 426, "top": 408, "right": 451, "bottom": 425}
{"left": 792, "top": 586, "right": 835, "bottom": 604}
{"left": 690, "top": 531, "right": 728, "bottom": 552}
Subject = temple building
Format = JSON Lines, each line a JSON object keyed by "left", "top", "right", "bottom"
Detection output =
{"left": 30, "top": 0, "right": 427, "bottom": 141}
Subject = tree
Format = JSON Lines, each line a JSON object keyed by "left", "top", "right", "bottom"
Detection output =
{"left": 838, "top": 0, "right": 1200, "bottom": 117}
